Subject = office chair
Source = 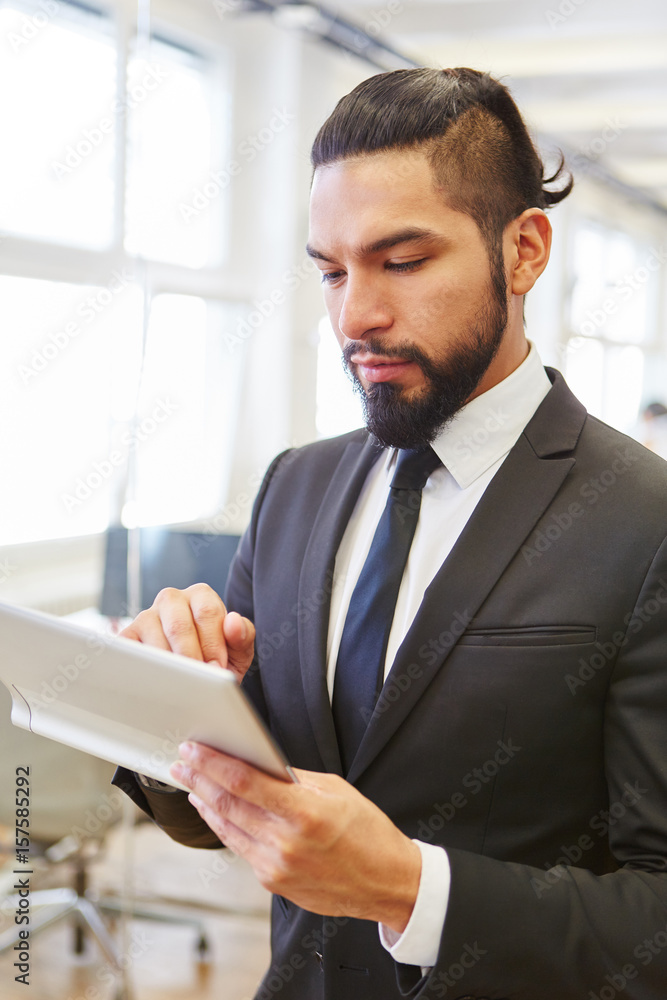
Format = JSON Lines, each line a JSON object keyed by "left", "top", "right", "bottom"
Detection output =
{"left": 0, "top": 681, "right": 131, "bottom": 998}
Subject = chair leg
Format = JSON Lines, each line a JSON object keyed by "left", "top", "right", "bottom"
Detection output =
{"left": 0, "top": 889, "right": 132, "bottom": 998}
{"left": 75, "top": 897, "right": 124, "bottom": 970}
{"left": 74, "top": 857, "right": 87, "bottom": 955}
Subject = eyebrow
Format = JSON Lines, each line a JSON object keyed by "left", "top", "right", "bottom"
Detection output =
{"left": 306, "top": 226, "right": 445, "bottom": 263}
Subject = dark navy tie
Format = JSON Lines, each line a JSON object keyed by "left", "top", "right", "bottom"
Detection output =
{"left": 332, "top": 446, "right": 442, "bottom": 774}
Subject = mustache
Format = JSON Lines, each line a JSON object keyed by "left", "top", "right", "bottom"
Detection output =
{"left": 342, "top": 339, "right": 432, "bottom": 371}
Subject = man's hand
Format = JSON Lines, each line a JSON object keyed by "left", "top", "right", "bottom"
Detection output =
{"left": 120, "top": 583, "right": 256, "bottom": 683}
{"left": 169, "top": 743, "right": 422, "bottom": 934}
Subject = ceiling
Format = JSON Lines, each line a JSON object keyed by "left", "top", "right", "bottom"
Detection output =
{"left": 241, "top": 0, "right": 667, "bottom": 212}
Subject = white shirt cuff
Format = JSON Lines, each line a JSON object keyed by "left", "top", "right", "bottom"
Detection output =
{"left": 378, "top": 841, "right": 450, "bottom": 969}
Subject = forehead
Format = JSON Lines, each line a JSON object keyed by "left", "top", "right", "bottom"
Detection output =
{"left": 308, "top": 149, "right": 474, "bottom": 252}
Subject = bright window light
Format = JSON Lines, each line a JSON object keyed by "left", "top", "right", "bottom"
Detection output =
{"left": 570, "top": 224, "right": 649, "bottom": 346}
{"left": 564, "top": 337, "right": 604, "bottom": 421}
{"left": 0, "top": 275, "right": 143, "bottom": 545}
{"left": 316, "top": 315, "right": 364, "bottom": 439}
{"left": 566, "top": 221, "right": 657, "bottom": 432}
{"left": 125, "top": 294, "right": 247, "bottom": 527}
{"left": 603, "top": 345, "right": 644, "bottom": 433}
{"left": 0, "top": 2, "right": 116, "bottom": 249}
{"left": 124, "top": 39, "right": 219, "bottom": 268}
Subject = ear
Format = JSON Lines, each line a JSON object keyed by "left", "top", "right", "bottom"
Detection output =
{"left": 505, "top": 208, "right": 552, "bottom": 296}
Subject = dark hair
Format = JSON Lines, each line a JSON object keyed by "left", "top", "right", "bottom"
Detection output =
{"left": 311, "top": 67, "right": 572, "bottom": 246}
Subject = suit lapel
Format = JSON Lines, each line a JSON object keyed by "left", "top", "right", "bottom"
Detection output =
{"left": 346, "top": 371, "right": 587, "bottom": 784}
{"left": 297, "top": 435, "right": 382, "bottom": 774}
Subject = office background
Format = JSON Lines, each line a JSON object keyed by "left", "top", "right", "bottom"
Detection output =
{"left": 0, "top": 1, "right": 666, "bottom": 997}
{"left": 0, "top": 0, "right": 665, "bottom": 614}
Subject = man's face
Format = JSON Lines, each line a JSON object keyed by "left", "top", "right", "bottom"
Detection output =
{"left": 307, "top": 149, "right": 509, "bottom": 449}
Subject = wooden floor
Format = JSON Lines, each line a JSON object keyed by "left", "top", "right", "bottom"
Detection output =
{"left": 0, "top": 818, "right": 272, "bottom": 1000}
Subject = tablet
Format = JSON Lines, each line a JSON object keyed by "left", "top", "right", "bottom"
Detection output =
{"left": 0, "top": 600, "right": 297, "bottom": 789}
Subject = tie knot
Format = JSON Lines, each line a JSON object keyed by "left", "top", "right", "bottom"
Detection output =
{"left": 390, "top": 447, "right": 442, "bottom": 492}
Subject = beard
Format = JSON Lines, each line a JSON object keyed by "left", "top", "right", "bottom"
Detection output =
{"left": 342, "top": 274, "right": 508, "bottom": 450}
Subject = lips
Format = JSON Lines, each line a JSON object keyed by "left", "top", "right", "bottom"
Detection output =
{"left": 350, "top": 354, "right": 414, "bottom": 383}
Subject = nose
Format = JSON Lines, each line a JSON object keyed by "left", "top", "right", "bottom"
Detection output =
{"left": 336, "top": 275, "right": 392, "bottom": 342}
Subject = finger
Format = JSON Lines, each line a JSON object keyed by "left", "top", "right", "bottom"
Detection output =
{"left": 170, "top": 759, "right": 275, "bottom": 839}
{"left": 176, "top": 743, "right": 297, "bottom": 814}
{"left": 223, "top": 612, "right": 256, "bottom": 677}
{"left": 185, "top": 584, "right": 229, "bottom": 667}
{"left": 119, "top": 610, "right": 171, "bottom": 651}
{"left": 188, "top": 794, "right": 260, "bottom": 858}
{"left": 223, "top": 611, "right": 252, "bottom": 648}
{"left": 152, "top": 587, "right": 206, "bottom": 661}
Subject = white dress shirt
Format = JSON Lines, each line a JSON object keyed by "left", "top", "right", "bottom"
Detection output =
{"left": 326, "top": 343, "right": 552, "bottom": 968}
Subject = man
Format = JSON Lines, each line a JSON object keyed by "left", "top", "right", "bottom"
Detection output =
{"left": 113, "top": 68, "right": 667, "bottom": 999}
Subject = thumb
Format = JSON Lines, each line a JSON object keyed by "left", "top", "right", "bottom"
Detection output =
{"left": 222, "top": 611, "right": 256, "bottom": 679}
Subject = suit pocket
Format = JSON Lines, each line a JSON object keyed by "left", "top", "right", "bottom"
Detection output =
{"left": 458, "top": 625, "right": 597, "bottom": 646}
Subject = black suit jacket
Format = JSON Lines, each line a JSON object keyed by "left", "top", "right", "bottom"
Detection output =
{"left": 115, "top": 369, "right": 667, "bottom": 999}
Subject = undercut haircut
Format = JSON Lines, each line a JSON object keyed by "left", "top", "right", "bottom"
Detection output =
{"left": 311, "top": 67, "right": 572, "bottom": 275}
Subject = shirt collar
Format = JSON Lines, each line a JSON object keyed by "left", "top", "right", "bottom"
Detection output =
{"left": 429, "top": 342, "right": 552, "bottom": 489}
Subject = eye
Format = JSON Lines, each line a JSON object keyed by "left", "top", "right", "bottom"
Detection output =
{"left": 386, "top": 258, "right": 427, "bottom": 273}
{"left": 320, "top": 270, "right": 345, "bottom": 285}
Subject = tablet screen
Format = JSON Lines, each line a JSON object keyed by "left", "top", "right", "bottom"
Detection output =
{"left": 0, "top": 600, "right": 296, "bottom": 789}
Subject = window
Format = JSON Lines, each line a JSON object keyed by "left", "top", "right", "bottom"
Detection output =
{"left": 562, "top": 221, "right": 661, "bottom": 433}
{"left": 316, "top": 316, "right": 364, "bottom": 439}
{"left": 0, "top": 1, "right": 237, "bottom": 547}
{"left": 0, "top": 2, "right": 117, "bottom": 249}
{"left": 125, "top": 38, "right": 223, "bottom": 268}
{"left": 125, "top": 295, "right": 246, "bottom": 527}
{"left": 0, "top": 274, "right": 143, "bottom": 544}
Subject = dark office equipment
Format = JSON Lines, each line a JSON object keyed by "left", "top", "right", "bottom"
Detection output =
{"left": 100, "top": 526, "right": 241, "bottom": 617}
